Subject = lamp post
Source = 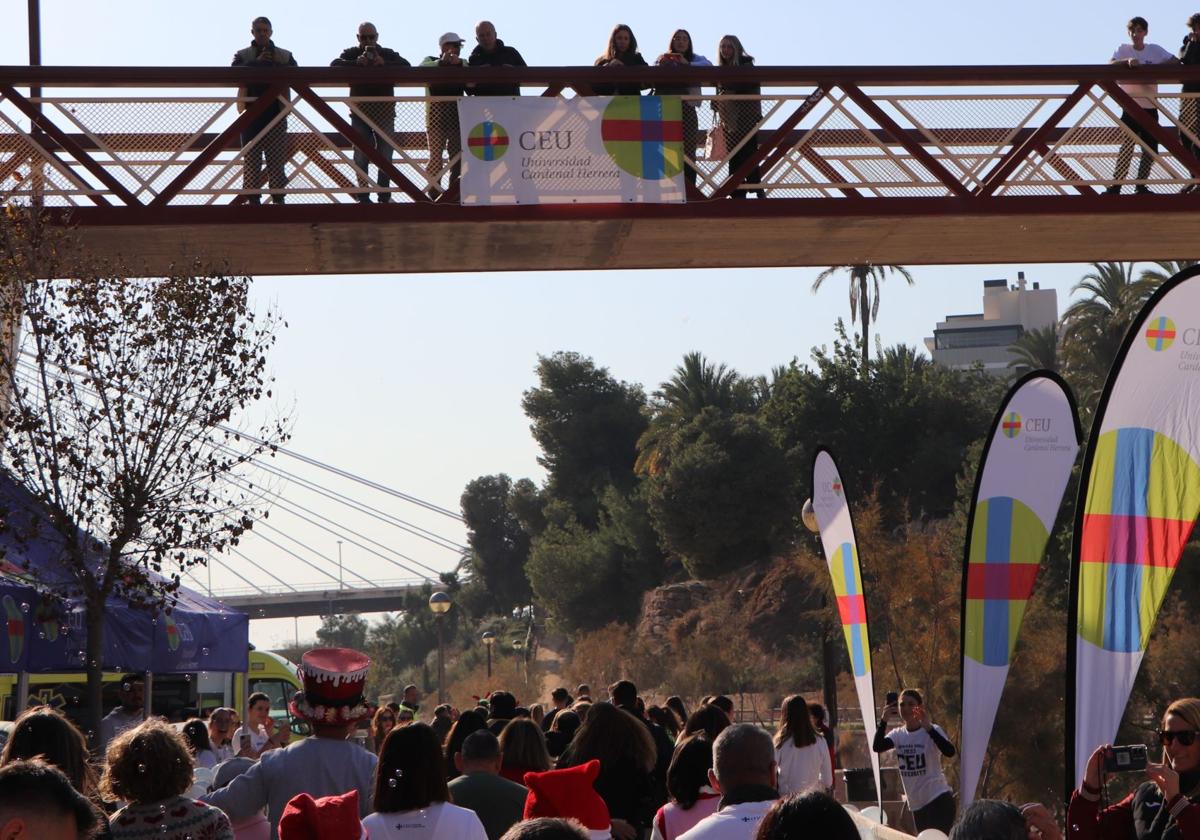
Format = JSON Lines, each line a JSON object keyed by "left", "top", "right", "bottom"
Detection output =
{"left": 482, "top": 631, "right": 495, "bottom": 681}
{"left": 803, "top": 498, "right": 838, "bottom": 731}
{"left": 429, "top": 591, "right": 452, "bottom": 704}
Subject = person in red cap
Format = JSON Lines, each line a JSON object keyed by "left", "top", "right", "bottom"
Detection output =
{"left": 522, "top": 760, "right": 614, "bottom": 840}
{"left": 205, "top": 648, "right": 378, "bottom": 840}
{"left": 278, "top": 790, "right": 366, "bottom": 840}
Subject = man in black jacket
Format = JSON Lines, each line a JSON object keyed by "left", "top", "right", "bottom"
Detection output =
{"left": 331, "top": 22, "right": 409, "bottom": 203}
{"left": 232, "top": 16, "right": 297, "bottom": 204}
{"left": 468, "top": 21, "right": 526, "bottom": 96}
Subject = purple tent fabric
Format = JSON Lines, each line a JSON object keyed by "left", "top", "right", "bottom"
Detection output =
{"left": 0, "top": 470, "right": 248, "bottom": 674}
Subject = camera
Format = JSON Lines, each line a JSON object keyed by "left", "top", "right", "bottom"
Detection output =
{"left": 364, "top": 45, "right": 377, "bottom": 57}
{"left": 1104, "top": 744, "right": 1148, "bottom": 773}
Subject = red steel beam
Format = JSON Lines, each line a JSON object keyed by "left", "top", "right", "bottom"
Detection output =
{"left": 976, "top": 84, "right": 1091, "bottom": 197}
{"left": 1098, "top": 80, "right": 1200, "bottom": 179}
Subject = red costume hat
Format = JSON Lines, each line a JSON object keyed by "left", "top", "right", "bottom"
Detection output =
{"left": 523, "top": 760, "right": 612, "bottom": 839}
{"left": 278, "top": 790, "right": 366, "bottom": 840}
{"left": 289, "top": 647, "right": 372, "bottom": 726}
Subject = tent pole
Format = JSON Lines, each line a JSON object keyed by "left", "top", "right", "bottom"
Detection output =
{"left": 15, "top": 672, "right": 29, "bottom": 714}
{"left": 143, "top": 671, "right": 153, "bottom": 721}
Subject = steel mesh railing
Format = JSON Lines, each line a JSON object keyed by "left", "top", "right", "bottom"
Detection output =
{"left": 4, "top": 65, "right": 1200, "bottom": 207}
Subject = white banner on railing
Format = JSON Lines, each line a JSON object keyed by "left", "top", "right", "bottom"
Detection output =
{"left": 456, "top": 96, "right": 686, "bottom": 205}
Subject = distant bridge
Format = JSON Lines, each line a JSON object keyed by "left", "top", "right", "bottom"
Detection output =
{"left": 213, "top": 579, "right": 446, "bottom": 620}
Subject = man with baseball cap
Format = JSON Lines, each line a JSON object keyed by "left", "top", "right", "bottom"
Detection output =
{"left": 420, "top": 32, "right": 468, "bottom": 199}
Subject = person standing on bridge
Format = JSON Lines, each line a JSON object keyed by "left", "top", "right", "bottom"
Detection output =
{"left": 331, "top": 22, "right": 410, "bottom": 204}
{"left": 421, "top": 32, "right": 468, "bottom": 200}
{"left": 1179, "top": 13, "right": 1200, "bottom": 190}
{"left": 1106, "top": 16, "right": 1178, "bottom": 195}
{"left": 468, "top": 21, "right": 527, "bottom": 97}
{"left": 232, "top": 16, "right": 297, "bottom": 205}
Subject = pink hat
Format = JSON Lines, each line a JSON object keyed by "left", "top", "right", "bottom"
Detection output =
{"left": 278, "top": 790, "right": 366, "bottom": 840}
{"left": 289, "top": 648, "right": 372, "bottom": 726}
{"left": 523, "top": 760, "right": 612, "bottom": 839}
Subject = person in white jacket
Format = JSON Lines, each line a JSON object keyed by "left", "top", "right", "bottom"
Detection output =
{"left": 773, "top": 696, "right": 832, "bottom": 797}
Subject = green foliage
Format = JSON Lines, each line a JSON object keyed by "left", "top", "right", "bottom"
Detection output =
{"left": 646, "top": 407, "right": 794, "bottom": 579}
{"left": 811, "top": 264, "right": 915, "bottom": 368}
{"left": 1007, "top": 325, "right": 1060, "bottom": 375}
{"left": 460, "top": 473, "right": 534, "bottom": 614}
{"left": 316, "top": 614, "right": 368, "bottom": 650}
{"left": 762, "top": 324, "right": 1004, "bottom": 519}
{"left": 521, "top": 352, "right": 647, "bottom": 525}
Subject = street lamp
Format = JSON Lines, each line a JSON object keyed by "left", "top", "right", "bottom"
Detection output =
{"left": 429, "top": 592, "right": 452, "bottom": 703}
{"left": 511, "top": 637, "right": 526, "bottom": 686}
{"left": 802, "top": 498, "right": 838, "bottom": 731}
{"left": 482, "top": 631, "right": 495, "bottom": 681}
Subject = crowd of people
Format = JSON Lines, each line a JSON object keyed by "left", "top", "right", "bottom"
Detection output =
{"left": 233, "top": 15, "right": 766, "bottom": 203}
{"left": 1, "top": 646, "right": 1199, "bottom": 840}
{"left": 223, "top": 14, "right": 1200, "bottom": 203}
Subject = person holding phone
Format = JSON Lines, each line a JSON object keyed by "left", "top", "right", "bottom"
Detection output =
{"left": 233, "top": 692, "right": 287, "bottom": 759}
{"left": 873, "top": 688, "right": 956, "bottom": 834}
{"left": 1070, "top": 697, "right": 1200, "bottom": 839}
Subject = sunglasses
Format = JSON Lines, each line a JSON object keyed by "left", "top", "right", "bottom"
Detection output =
{"left": 1159, "top": 730, "right": 1199, "bottom": 746}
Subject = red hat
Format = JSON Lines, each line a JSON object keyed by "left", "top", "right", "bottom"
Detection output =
{"left": 290, "top": 647, "right": 372, "bottom": 726}
{"left": 278, "top": 790, "right": 366, "bottom": 840}
{"left": 523, "top": 760, "right": 611, "bottom": 838}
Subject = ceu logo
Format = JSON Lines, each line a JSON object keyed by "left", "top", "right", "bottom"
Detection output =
{"left": 600, "top": 96, "right": 684, "bottom": 180}
{"left": 1145, "top": 316, "right": 1176, "bottom": 352}
{"left": 467, "top": 122, "right": 509, "bottom": 161}
{"left": 1002, "top": 412, "right": 1022, "bottom": 439}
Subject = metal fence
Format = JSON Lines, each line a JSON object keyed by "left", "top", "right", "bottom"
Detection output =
{"left": 4, "top": 64, "right": 1200, "bottom": 207}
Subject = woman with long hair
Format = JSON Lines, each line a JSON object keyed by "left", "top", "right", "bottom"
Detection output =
{"left": 1071, "top": 697, "right": 1200, "bottom": 840}
{"left": 594, "top": 24, "right": 648, "bottom": 96}
{"left": 653, "top": 29, "right": 713, "bottom": 188}
{"left": 181, "top": 718, "right": 220, "bottom": 770}
{"left": 651, "top": 735, "right": 719, "bottom": 840}
{"left": 774, "top": 695, "right": 832, "bottom": 795}
{"left": 363, "top": 723, "right": 487, "bottom": 840}
{"left": 498, "top": 718, "right": 553, "bottom": 783}
{"left": 714, "top": 34, "right": 763, "bottom": 198}
{"left": 648, "top": 705, "right": 680, "bottom": 741}
{"left": 558, "top": 701, "right": 658, "bottom": 839}
{"left": 371, "top": 705, "right": 397, "bottom": 754}
{"left": 666, "top": 696, "right": 689, "bottom": 731}
{"left": 444, "top": 708, "right": 488, "bottom": 780}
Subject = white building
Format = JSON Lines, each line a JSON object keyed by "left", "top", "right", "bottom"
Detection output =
{"left": 924, "top": 273, "right": 1058, "bottom": 374}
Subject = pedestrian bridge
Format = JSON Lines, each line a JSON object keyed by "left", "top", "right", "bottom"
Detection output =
{"left": 213, "top": 579, "right": 446, "bottom": 619}
{"left": 3, "top": 63, "right": 1200, "bottom": 273}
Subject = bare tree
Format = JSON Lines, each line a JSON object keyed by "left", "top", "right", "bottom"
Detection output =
{"left": 0, "top": 206, "right": 288, "bottom": 746}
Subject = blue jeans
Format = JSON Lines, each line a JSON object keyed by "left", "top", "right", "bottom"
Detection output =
{"left": 351, "top": 106, "right": 394, "bottom": 200}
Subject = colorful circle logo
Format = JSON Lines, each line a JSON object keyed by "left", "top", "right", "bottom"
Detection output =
{"left": 831, "top": 480, "right": 843, "bottom": 497}
{"left": 1002, "top": 412, "right": 1022, "bottom": 439}
{"left": 468, "top": 122, "right": 509, "bottom": 162}
{"left": 600, "top": 96, "right": 684, "bottom": 180}
{"left": 1145, "top": 316, "right": 1177, "bottom": 352}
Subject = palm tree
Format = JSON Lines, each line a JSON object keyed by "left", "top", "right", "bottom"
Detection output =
{"left": 811, "top": 264, "right": 915, "bottom": 370}
{"left": 635, "top": 351, "right": 751, "bottom": 476}
{"left": 1139, "top": 259, "right": 1198, "bottom": 290}
{"left": 1060, "top": 262, "right": 1155, "bottom": 406}
{"left": 1007, "top": 325, "right": 1060, "bottom": 375}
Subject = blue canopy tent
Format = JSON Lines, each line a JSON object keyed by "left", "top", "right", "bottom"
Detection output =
{"left": 0, "top": 469, "right": 249, "bottom": 676}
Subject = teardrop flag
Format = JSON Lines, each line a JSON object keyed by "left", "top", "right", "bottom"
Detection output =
{"left": 960, "top": 371, "right": 1080, "bottom": 808}
{"left": 1067, "top": 265, "right": 1200, "bottom": 793}
{"left": 811, "top": 448, "right": 881, "bottom": 806}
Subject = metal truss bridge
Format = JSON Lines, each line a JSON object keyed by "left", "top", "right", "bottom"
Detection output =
{"left": 4, "top": 63, "right": 1200, "bottom": 273}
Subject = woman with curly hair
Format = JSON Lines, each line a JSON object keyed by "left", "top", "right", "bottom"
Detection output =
{"left": 558, "top": 701, "right": 658, "bottom": 840}
{"left": 101, "top": 719, "right": 233, "bottom": 840}
{"left": 714, "top": 34, "right": 763, "bottom": 198}
{"left": 370, "top": 706, "right": 397, "bottom": 755}
{"left": 499, "top": 718, "right": 553, "bottom": 783}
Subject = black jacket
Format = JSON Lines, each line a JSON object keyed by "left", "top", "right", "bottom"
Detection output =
{"left": 468, "top": 40, "right": 527, "bottom": 96}
{"left": 331, "top": 46, "right": 410, "bottom": 97}
{"left": 593, "top": 51, "right": 649, "bottom": 95}
{"left": 1182, "top": 36, "right": 1200, "bottom": 93}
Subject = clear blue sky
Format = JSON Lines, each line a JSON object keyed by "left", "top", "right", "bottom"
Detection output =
{"left": 3, "top": 1, "right": 1190, "bottom": 647}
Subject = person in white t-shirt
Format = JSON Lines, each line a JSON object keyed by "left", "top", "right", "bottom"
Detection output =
{"left": 872, "top": 689, "right": 956, "bottom": 835}
{"left": 1106, "top": 16, "right": 1179, "bottom": 194}
{"left": 678, "top": 724, "right": 779, "bottom": 840}
{"left": 773, "top": 695, "right": 832, "bottom": 797}
{"left": 232, "top": 692, "right": 288, "bottom": 759}
{"left": 361, "top": 721, "right": 487, "bottom": 840}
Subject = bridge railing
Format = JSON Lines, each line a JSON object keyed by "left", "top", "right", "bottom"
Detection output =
{"left": 4, "top": 64, "right": 1200, "bottom": 207}
{"left": 211, "top": 577, "right": 432, "bottom": 598}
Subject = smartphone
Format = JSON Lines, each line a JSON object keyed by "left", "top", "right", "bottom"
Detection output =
{"left": 886, "top": 691, "right": 899, "bottom": 706}
{"left": 1104, "top": 744, "right": 1148, "bottom": 773}
{"left": 240, "top": 732, "right": 251, "bottom": 751}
